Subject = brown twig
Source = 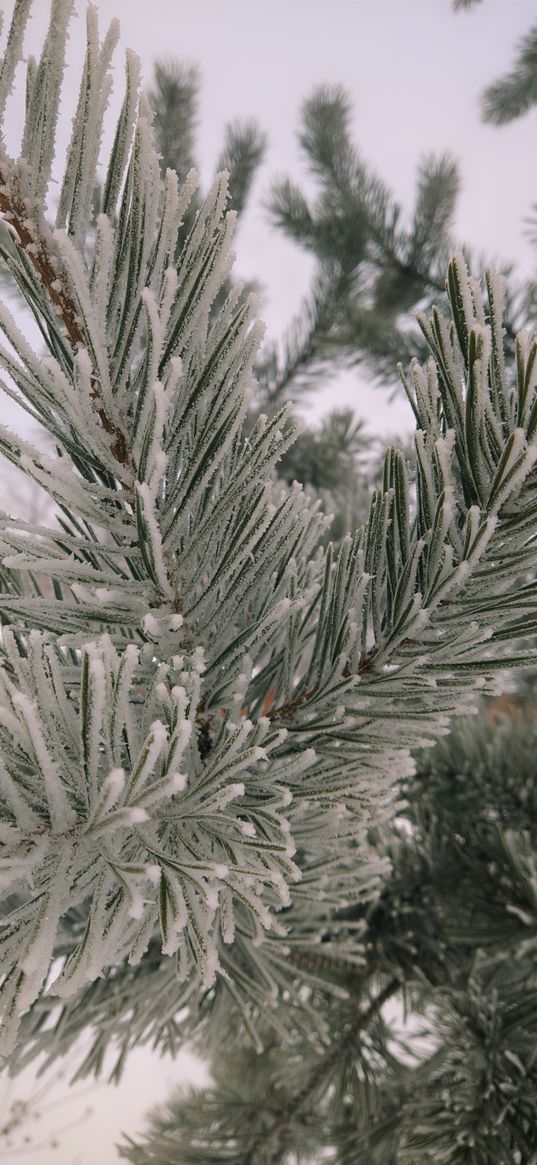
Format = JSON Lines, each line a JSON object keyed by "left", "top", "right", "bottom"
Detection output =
{"left": 195, "top": 701, "right": 216, "bottom": 762}
{"left": 266, "top": 686, "right": 318, "bottom": 722}
{"left": 0, "top": 172, "right": 132, "bottom": 469}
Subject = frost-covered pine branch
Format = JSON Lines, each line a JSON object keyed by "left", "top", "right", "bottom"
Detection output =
{"left": 0, "top": 4, "right": 537, "bottom": 1122}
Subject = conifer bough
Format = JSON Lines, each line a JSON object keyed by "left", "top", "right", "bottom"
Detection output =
{"left": 0, "top": 0, "right": 537, "bottom": 1077}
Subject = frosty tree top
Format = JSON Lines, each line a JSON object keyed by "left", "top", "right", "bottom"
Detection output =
{"left": 1, "top": 0, "right": 537, "bottom": 1075}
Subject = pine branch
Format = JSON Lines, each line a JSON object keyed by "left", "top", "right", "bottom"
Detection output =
{"left": 240, "top": 978, "right": 400, "bottom": 1165}
{"left": 255, "top": 263, "right": 354, "bottom": 405}
{"left": 407, "top": 153, "right": 459, "bottom": 269}
{"left": 148, "top": 59, "right": 200, "bottom": 182}
{"left": 2, "top": 8, "right": 537, "bottom": 1133}
{"left": 0, "top": 2, "right": 304, "bottom": 1056}
{"left": 119, "top": 977, "right": 400, "bottom": 1165}
{"left": 481, "top": 21, "right": 537, "bottom": 124}
{"left": 215, "top": 120, "right": 267, "bottom": 217}
{"left": 264, "top": 84, "right": 524, "bottom": 400}
{"left": 454, "top": 3, "right": 537, "bottom": 126}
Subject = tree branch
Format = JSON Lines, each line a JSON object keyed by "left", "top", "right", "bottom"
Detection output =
{"left": 240, "top": 976, "right": 400, "bottom": 1165}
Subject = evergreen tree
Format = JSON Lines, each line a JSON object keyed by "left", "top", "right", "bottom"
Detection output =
{"left": 0, "top": 4, "right": 537, "bottom": 1164}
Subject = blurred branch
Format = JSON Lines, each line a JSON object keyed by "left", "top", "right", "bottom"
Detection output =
{"left": 215, "top": 120, "right": 267, "bottom": 216}
{"left": 482, "top": 21, "right": 537, "bottom": 124}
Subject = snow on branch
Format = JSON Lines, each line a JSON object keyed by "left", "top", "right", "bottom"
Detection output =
{"left": 0, "top": 2, "right": 537, "bottom": 1070}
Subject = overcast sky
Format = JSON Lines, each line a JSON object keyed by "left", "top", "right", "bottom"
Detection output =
{"left": 3, "top": 1, "right": 537, "bottom": 1162}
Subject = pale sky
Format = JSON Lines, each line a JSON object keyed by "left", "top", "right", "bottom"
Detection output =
{"left": 2, "top": 1, "right": 536, "bottom": 1161}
